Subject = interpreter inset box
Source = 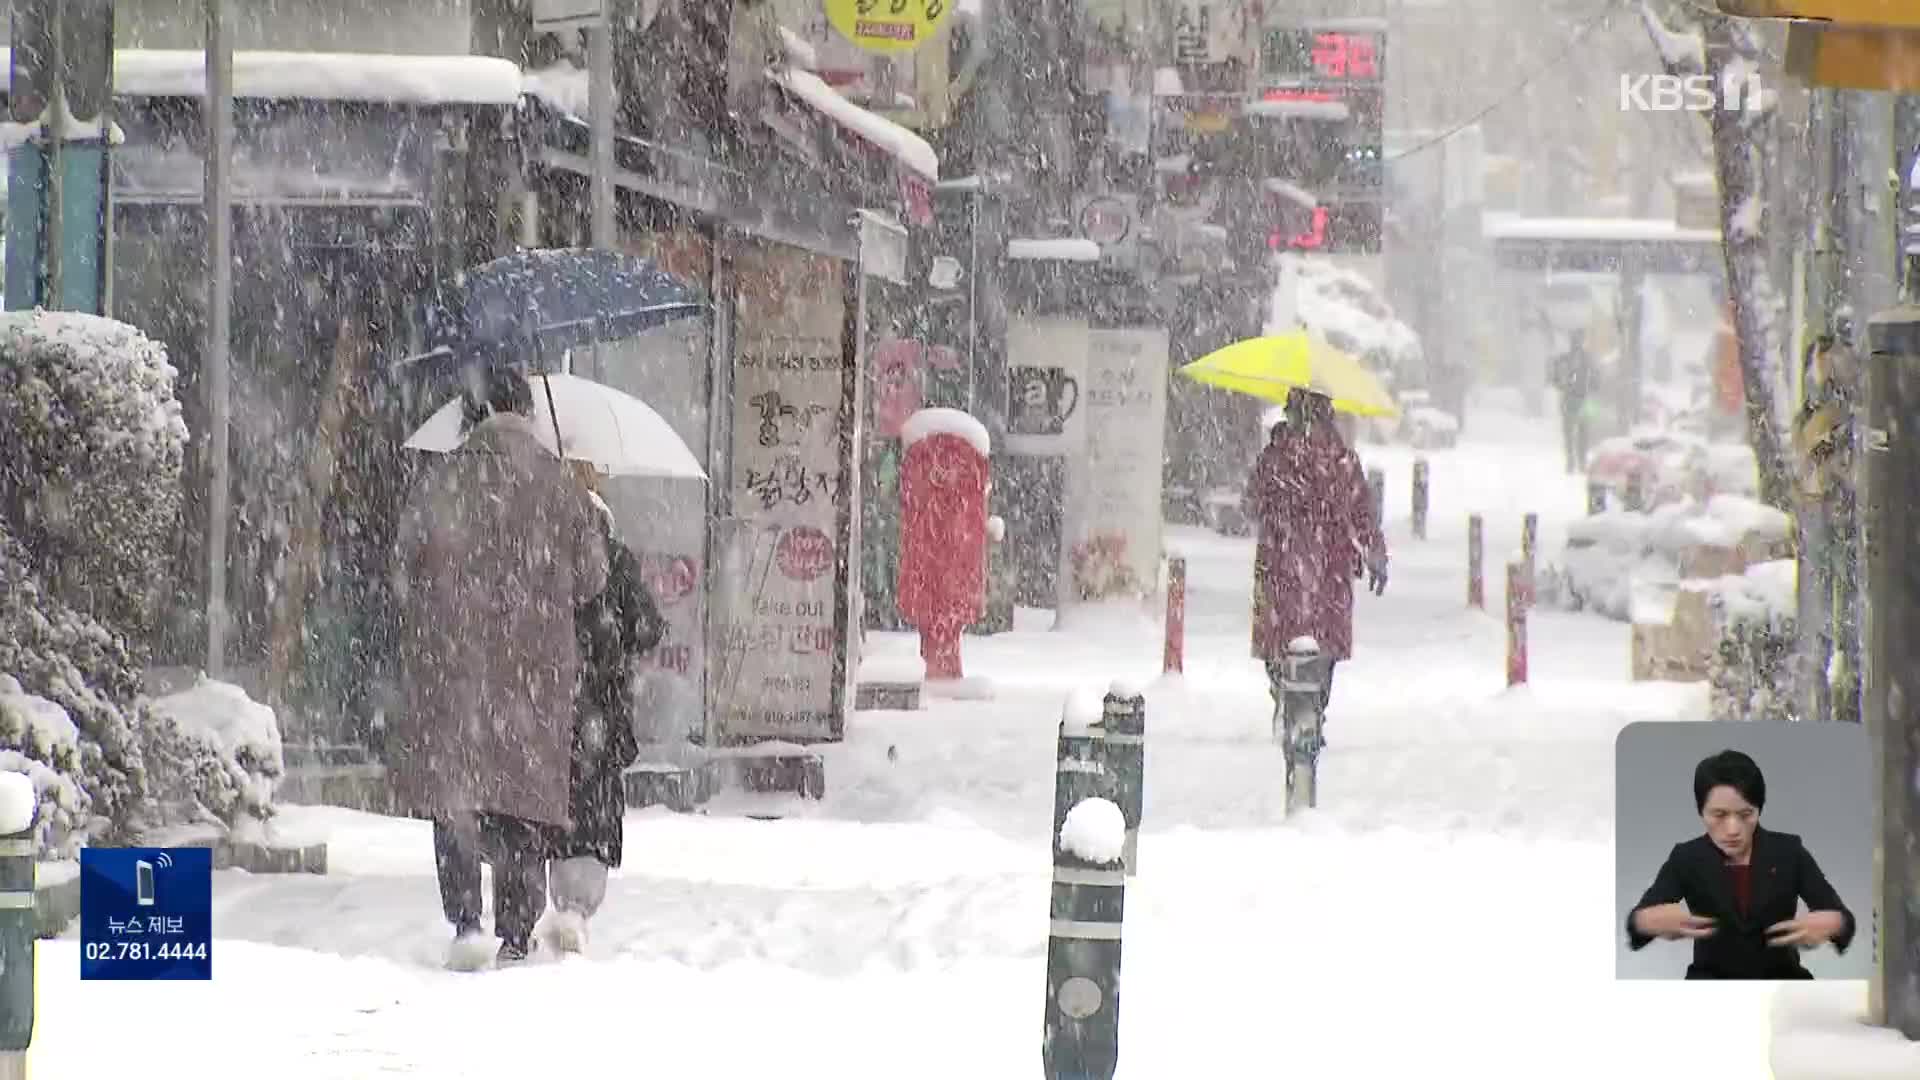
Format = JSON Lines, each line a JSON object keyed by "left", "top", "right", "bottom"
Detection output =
{"left": 80, "top": 847, "right": 212, "bottom": 980}
{"left": 1614, "top": 721, "right": 1869, "bottom": 981}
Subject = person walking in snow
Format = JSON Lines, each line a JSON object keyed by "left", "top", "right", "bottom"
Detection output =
{"left": 546, "top": 461, "right": 664, "bottom": 954}
{"left": 393, "top": 365, "right": 609, "bottom": 968}
{"left": 1553, "top": 331, "right": 1594, "bottom": 474}
{"left": 1245, "top": 388, "right": 1387, "bottom": 739}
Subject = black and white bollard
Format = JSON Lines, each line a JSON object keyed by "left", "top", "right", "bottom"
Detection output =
{"left": 1411, "top": 457, "right": 1429, "bottom": 540}
{"left": 1367, "top": 466, "right": 1385, "bottom": 530}
{"left": 1103, "top": 684, "right": 1146, "bottom": 876}
{"left": 0, "top": 775, "right": 36, "bottom": 1080}
{"left": 1277, "top": 636, "right": 1328, "bottom": 814}
{"left": 1044, "top": 696, "right": 1126, "bottom": 1080}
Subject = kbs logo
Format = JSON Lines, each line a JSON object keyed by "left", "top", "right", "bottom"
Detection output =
{"left": 775, "top": 526, "right": 835, "bottom": 582}
{"left": 1619, "top": 72, "right": 1767, "bottom": 113}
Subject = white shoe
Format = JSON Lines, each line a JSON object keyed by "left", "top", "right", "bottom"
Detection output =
{"left": 546, "top": 909, "right": 589, "bottom": 954}
{"left": 447, "top": 929, "right": 495, "bottom": 973}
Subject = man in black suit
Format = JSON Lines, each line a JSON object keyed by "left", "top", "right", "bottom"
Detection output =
{"left": 1625, "top": 749, "right": 1854, "bottom": 979}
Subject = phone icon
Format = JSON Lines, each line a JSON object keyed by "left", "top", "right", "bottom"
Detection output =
{"left": 135, "top": 860, "right": 155, "bottom": 907}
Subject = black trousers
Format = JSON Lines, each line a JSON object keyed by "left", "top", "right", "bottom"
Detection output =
{"left": 1560, "top": 400, "right": 1588, "bottom": 473}
{"left": 433, "top": 812, "right": 557, "bottom": 949}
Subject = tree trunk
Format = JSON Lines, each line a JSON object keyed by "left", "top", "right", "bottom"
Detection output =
{"left": 1702, "top": 16, "right": 1792, "bottom": 511}
{"left": 264, "top": 309, "right": 369, "bottom": 721}
{"left": 1638, "top": 2, "right": 1792, "bottom": 510}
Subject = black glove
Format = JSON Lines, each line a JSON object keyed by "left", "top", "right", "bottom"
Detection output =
{"left": 1366, "top": 558, "right": 1388, "bottom": 597}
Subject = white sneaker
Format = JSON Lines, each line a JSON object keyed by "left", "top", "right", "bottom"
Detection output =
{"left": 447, "top": 929, "right": 495, "bottom": 973}
{"left": 546, "top": 909, "right": 589, "bottom": 954}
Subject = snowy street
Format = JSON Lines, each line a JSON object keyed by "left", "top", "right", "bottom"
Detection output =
{"left": 32, "top": 402, "right": 1775, "bottom": 1078}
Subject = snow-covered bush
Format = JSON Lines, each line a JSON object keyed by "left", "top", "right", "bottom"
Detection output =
{"left": 0, "top": 676, "right": 86, "bottom": 854}
{"left": 1709, "top": 560, "right": 1797, "bottom": 724}
{"left": 143, "top": 677, "right": 284, "bottom": 828}
{"left": 0, "top": 523, "right": 147, "bottom": 847}
{"left": 0, "top": 311, "right": 211, "bottom": 852}
{"left": 0, "top": 311, "right": 187, "bottom": 643}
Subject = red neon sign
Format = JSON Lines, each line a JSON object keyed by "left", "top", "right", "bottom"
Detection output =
{"left": 1262, "top": 89, "right": 1339, "bottom": 104}
{"left": 1269, "top": 207, "right": 1331, "bottom": 251}
{"left": 1311, "top": 32, "right": 1378, "bottom": 79}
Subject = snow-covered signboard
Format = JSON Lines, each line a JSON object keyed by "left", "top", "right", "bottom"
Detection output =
{"left": 1171, "top": 1, "right": 1246, "bottom": 66}
{"left": 721, "top": 240, "right": 857, "bottom": 742}
{"left": 1061, "top": 327, "right": 1170, "bottom": 604}
{"left": 1005, "top": 317, "right": 1092, "bottom": 457}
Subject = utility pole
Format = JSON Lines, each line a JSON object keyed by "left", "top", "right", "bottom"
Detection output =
{"left": 204, "top": 0, "right": 234, "bottom": 677}
{"left": 588, "top": 17, "right": 615, "bottom": 249}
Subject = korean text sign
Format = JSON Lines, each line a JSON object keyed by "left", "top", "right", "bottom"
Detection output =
{"left": 80, "top": 847, "right": 212, "bottom": 980}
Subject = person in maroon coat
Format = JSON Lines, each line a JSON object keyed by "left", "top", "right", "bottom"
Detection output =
{"left": 1246, "top": 388, "right": 1388, "bottom": 732}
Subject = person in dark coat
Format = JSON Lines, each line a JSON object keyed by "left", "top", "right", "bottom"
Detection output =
{"left": 394, "top": 366, "right": 610, "bottom": 969}
{"left": 546, "top": 461, "right": 664, "bottom": 953}
{"left": 1245, "top": 388, "right": 1387, "bottom": 737}
{"left": 1553, "top": 331, "right": 1594, "bottom": 474}
{"left": 1626, "top": 749, "right": 1855, "bottom": 979}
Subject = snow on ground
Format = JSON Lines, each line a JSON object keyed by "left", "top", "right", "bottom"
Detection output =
{"left": 1771, "top": 983, "right": 1920, "bottom": 1078}
{"left": 31, "top": 393, "right": 1786, "bottom": 1078}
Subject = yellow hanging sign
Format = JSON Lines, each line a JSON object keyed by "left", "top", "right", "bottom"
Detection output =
{"left": 825, "top": 0, "right": 955, "bottom": 56}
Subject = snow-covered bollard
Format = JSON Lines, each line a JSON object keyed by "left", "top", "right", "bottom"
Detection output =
{"left": 1045, "top": 746, "right": 1127, "bottom": 1080}
{"left": 1367, "top": 466, "right": 1385, "bottom": 529}
{"left": 1412, "top": 457, "right": 1429, "bottom": 540}
{"left": 1521, "top": 512, "right": 1540, "bottom": 607}
{"left": 1468, "top": 513, "right": 1485, "bottom": 609}
{"left": 1162, "top": 557, "right": 1186, "bottom": 675}
{"left": 1103, "top": 682, "right": 1147, "bottom": 876}
{"left": 0, "top": 772, "right": 35, "bottom": 1075}
{"left": 1507, "top": 560, "right": 1529, "bottom": 687}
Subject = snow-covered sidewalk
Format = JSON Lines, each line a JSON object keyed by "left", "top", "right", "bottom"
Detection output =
{"left": 34, "top": 398, "right": 1782, "bottom": 1078}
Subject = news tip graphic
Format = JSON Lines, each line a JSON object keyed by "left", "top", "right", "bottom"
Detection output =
{"left": 79, "top": 847, "right": 212, "bottom": 980}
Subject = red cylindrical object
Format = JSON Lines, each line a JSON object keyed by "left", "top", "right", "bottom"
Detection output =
{"left": 1507, "top": 561, "right": 1528, "bottom": 686}
{"left": 1467, "top": 514, "right": 1484, "bottom": 609}
{"left": 1164, "top": 556, "right": 1186, "bottom": 674}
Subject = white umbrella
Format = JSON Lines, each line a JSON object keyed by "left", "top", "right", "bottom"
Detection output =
{"left": 403, "top": 372, "right": 707, "bottom": 481}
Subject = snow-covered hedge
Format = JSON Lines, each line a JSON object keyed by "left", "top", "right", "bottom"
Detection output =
{"left": 143, "top": 677, "right": 284, "bottom": 828}
{"left": 1542, "top": 495, "right": 1791, "bottom": 621}
{"left": 1708, "top": 560, "right": 1796, "bottom": 723}
{"left": 0, "top": 311, "right": 282, "bottom": 853}
{"left": 0, "top": 311, "right": 187, "bottom": 641}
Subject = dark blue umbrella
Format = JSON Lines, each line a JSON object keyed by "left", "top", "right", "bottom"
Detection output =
{"left": 402, "top": 248, "right": 707, "bottom": 375}
{"left": 394, "top": 248, "right": 706, "bottom": 452}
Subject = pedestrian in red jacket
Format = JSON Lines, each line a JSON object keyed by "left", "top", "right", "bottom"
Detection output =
{"left": 1245, "top": 388, "right": 1388, "bottom": 732}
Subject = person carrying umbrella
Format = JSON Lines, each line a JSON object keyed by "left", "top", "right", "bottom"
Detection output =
{"left": 1177, "top": 332, "right": 1395, "bottom": 736}
{"left": 546, "top": 462, "right": 665, "bottom": 954}
{"left": 392, "top": 365, "right": 610, "bottom": 969}
{"left": 1245, "top": 387, "right": 1388, "bottom": 740}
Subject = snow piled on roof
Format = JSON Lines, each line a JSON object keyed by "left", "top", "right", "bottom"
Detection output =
{"left": 522, "top": 62, "right": 589, "bottom": 119}
{"left": 902, "top": 407, "right": 991, "bottom": 457}
{"left": 770, "top": 67, "right": 939, "bottom": 179}
{"left": 1482, "top": 216, "right": 1719, "bottom": 243}
{"left": 1245, "top": 98, "right": 1350, "bottom": 122}
{"left": 0, "top": 49, "right": 525, "bottom": 105}
{"left": 1008, "top": 238, "right": 1102, "bottom": 262}
{"left": 1269, "top": 254, "right": 1421, "bottom": 365}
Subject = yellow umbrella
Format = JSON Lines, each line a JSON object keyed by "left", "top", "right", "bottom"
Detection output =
{"left": 1179, "top": 333, "right": 1399, "bottom": 418}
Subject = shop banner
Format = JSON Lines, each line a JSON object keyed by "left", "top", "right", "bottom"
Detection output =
{"left": 721, "top": 241, "right": 854, "bottom": 742}
{"left": 1060, "top": 327, "right": 1170, "bottom": 605}
{"left": 1005, "top": 316, "right": 1091, "bottom": 457}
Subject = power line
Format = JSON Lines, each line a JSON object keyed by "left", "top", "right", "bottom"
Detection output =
{"left": 1385, "top": 2, "right": 1621, "bottom": 164}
